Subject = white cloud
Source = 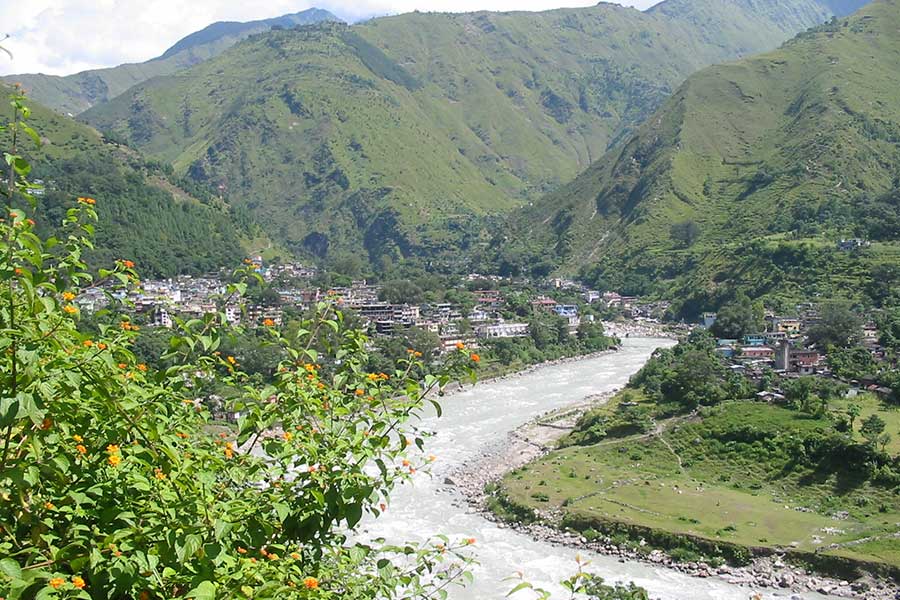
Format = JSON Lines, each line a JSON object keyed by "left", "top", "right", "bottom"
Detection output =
{"left": 0, "top": 0, "right": 660, "bottom": 77}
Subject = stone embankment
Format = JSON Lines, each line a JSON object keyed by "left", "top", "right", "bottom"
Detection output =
{"left": 447, "top": 402, "right": 900, "bottom": 600}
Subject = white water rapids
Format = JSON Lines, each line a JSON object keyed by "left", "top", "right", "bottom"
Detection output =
{"left": 359, "top": 337, "right": 842, "bottom": 600}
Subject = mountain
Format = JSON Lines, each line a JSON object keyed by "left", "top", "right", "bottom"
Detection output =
{"left": 76, "top": 0, "right": 867, "bottom": 270}
{"left": 509, "top": 0, "right": 900, "bottom": 314}
{"left": 1, "top": 83, "right": 259, "bottom": 277}
{"left": 1, "top": 9, "right": 340, "bottom": 116}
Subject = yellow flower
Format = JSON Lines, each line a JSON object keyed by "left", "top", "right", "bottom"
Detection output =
{"left": 227, "top": 356, "right": 237, "bottom": 365}
{"left": 154, "top": 468, "right": 166, "bottom": 480}
{"left": 73, "top": 434, "right": 83, "bottom": 443}
{"left": 72, "top": 576, "right": 86, "bottom": 589}
{"left": 63, "top": 305, "right": 78, "bottom": 315}
{"left": 62, "top": 292, "right": 76, "bottom": 301}
{"left": 107, "top": 454, "right": 122, "bottom": 467}
{"left": 106, "top": 444, "right": 120, "bottom": 454}
{"left": 282, "top": 431, "right": 293, "bottom": 442}
{"left": 49, "top": 577, "right": 65, "bottom": 589}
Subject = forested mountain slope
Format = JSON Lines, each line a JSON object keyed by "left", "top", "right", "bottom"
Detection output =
{"left": 78, "top": 0, "right": 865, "bottom": 269}
{"left": 1, "top": 83, "right": 250, "bottom": 276}
{"left": 508, "top": 0, "right": 900, "bottom": 314}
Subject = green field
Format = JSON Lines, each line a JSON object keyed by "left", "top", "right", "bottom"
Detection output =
{"left": 499, "top": 400, "right": 900, "bottom": 571}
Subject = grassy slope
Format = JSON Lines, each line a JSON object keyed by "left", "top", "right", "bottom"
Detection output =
{"left": 501, "top": 399, "right": 900, "bottom": 569}
{"left": 79, "top": 0, "right": 858, "bottom": 268}
{"left": 512, "top": 0, "right": 900, "bottom": 312}
{"left": 2, "top": 83, "right": 253, "bottom": 277}
{"left": 1, "top": 9, "right": 339, "bottom": 116}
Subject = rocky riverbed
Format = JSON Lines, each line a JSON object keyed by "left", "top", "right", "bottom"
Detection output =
{"left": 447, "top": 399, "right": 899, "bottom": 600}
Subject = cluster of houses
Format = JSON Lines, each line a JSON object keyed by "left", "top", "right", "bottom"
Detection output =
{"left": 78, "top": 263, "right": 657, "bottom": 356}
{"left": 707, "top": 306, "right": 891, "bottom": 398}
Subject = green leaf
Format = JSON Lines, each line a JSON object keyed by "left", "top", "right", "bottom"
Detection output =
{"left": 186, "top": 581, "right": 217, "bottom": 600}
{"left": 0, "top": 557, "right": 22, "bottom": 580}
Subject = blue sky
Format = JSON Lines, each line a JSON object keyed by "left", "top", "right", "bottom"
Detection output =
{"left": 0, "top": 1, "right": 660, "bottom": 77}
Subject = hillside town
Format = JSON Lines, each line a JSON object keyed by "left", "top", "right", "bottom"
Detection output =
{"left": 74, "top": 259, "right": 676, "bottom": 355}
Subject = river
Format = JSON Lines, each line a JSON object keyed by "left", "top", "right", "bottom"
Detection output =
{"left": 360, "top": 337, "right": 841, "bottom": 600}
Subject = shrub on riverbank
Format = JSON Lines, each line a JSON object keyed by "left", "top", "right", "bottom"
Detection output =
{"left": 0, "top": 89, "right": 479, "bottom": 600}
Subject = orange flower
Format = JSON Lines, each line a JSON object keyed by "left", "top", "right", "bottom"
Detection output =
{"left": 263, "top": 318, "right": 275, "bottom": 327}
{"left": 307, "top": 465, "right": 317, "bottom": 473}
{"left": 237, "top": 547, "right": 248, "bottom": 554}
{"left": 63, "top": 305, "right": 78, "bottom": 315}
{"left": 118, "top": 363, "right": 128, "bottom": 369}
{"left": 97, "top": 343, "right": 107, "bottom": 350}
{"left": 76, "top": 444, "right": 87, "bottom": 455}
{"left": 62, "top": 292, "right": 76, "bottom": 301}
{"left": 121, "top": 260, "right": 135, "bottom": 269}
{"left": 470, "top": 354, "right": 481, "bottom": 363}
{"left": 367, "top": 373, "right": 379, "bottom": 382}
{"left": 106, "top": 444, "right": 120, "bottom": 454}
{"left": 355, "top": 389, "right": 365, "bottom": 396}
{"left": 136, "top": 364, "right": 148, "bottom": 372}
{"left": 72, "top": 576, "right": 85, "bottom": 589}
{"left": 107, "top": 454, "right": 122, "bottom": 467}
{"left": 465, "top": 538, "right": 476, "bottom": 545}
{"left": 120, "top": 321, "right": 132, "bottom": 330}
{"left": 44, "top": 501, "right": 55, "bottom": 510}
{"left": 401, "top": 459, "right": 410, "bottom": 467}
{"left": 267, "top": 553, "right": 279, "bottom": 561}
{"left": 302, "top": 577, "right": 319, "bottom": 590}
{"left": 291, "top": 552, "right": 301, "bottom": 560}
{"left": 456, "top": 342, "right": 466, "bottom": 350}
{"left": 26, "top": 218, "right": 36, "bottom": 226}
{"left": 82, "top": 340, "right": 93, "bottom": 348}
{"left": 41, "top": 418, "right": 53, "bottom": 430}
{"left": 77, "top": 197, "right": 96, "bottom": 205}
{"left": 428, "top": 455, "right": 437, "bottom": 462}
{"left": 49, "top": 577, "right": 65, "bottom": 589}
{"left": 154, "top": 468, "right": 166, "bottom": 480}
{"left": 414, "top": 351, "right": 423, "bottom": 358}
{"left": 226, "top": 356, "right": 237, "bottom": 365}
{"left": 282, "top": 431, "right": 293, "bottom": 442}
{"left": 176, "top": 432, "right": 188, "bottom": 439}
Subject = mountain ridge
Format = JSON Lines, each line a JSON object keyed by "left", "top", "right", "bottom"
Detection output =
{"left": 76, "top": 0, "right": 867, "bottom": 270}
{"left": 1, "top": 8, "right": 340, "bottom": 116}
{"left": 507, "top": 0, "right": 900, "bottom": 313}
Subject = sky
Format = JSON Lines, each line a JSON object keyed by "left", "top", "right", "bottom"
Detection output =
{"left": 0, "top": 0, "right": 660, "bottom": 77}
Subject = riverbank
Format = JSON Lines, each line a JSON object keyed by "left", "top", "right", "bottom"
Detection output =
{"left": 449, "top": 399, "right": 899, "bottom": 600}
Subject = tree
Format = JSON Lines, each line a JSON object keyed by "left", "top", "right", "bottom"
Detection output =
{"left": 807, "top": 304, "right": 862, "bottom": 348}
{"left": 379, "top": 279, "right": 425, "bottom": 304}
{"left": 828, "top": 345, "right": 876, "bottom": 379}
{"left": 710, "top": 293, "right": 764, "bottom": 339}
{"left": 860, "top": 414, "right": 887, "bottom": 448}
{"left": 670, "top": 220, "right": 701, "bottom": 248}
{"left": 847, "top": 403, "right": 862, "bottom": 432}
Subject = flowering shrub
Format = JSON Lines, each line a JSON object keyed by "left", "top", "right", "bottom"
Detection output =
{"left": 0, "top": 89, "right": 478, "bottom": 599}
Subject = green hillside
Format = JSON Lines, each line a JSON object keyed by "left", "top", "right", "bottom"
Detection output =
{"left": 78, "top": 0, "right": 864, "bottom": 269}
{"left": 2, "top": 83, "right": 252, "bottom": 277}
{"left": 509, "top": 0, "right": 900, "bottom": 315}
{"left": 1, "top": 9, "right": 339, "bottom": 116}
